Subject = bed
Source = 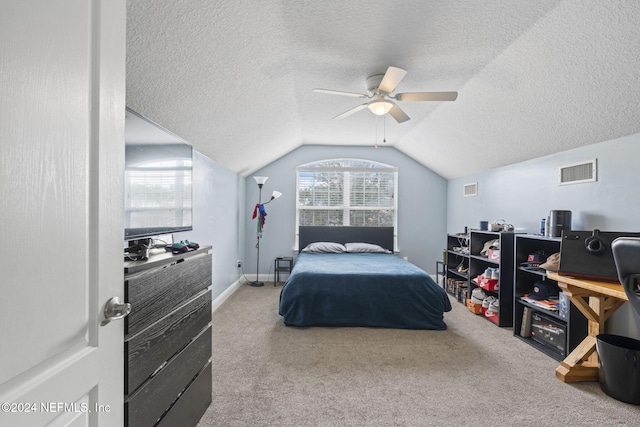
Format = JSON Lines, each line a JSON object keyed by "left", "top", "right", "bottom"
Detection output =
{"left": 278, "top": 226, "right": 452, "bottom": 329}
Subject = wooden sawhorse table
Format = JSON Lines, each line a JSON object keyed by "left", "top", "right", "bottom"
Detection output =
{"left": 547, "top": 272, "right": 628, "bottom": 383}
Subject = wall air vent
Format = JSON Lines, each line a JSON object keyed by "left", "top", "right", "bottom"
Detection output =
{"left": 559, "top": 159, "right": 597, "bottom": 185}
{"left": 463, "top": 182, "right": 478, "bottom": 197}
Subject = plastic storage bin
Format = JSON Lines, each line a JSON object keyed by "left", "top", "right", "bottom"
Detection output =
{"left": 596, "top": 334, "right": 640, "bottom": 405}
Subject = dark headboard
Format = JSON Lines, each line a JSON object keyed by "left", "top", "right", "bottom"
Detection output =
{"left": 299, "top": 226, "right": 394, "bottom": 252}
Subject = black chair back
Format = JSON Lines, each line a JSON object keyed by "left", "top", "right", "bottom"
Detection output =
{"left": 612, "top": 237, "right": 640, "bottom": 316}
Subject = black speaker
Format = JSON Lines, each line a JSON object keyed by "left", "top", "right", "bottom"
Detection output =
{"left": 549, "top": 210, "right": 572, "bottom": 238}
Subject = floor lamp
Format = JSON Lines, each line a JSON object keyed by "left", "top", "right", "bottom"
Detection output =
{"left": 251, "top": 176, "right": 282, "bottom": 287}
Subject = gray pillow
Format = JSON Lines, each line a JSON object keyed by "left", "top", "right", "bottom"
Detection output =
{"left": 345, "top": 242, "right": 392, "bottom": 253}
{"left": 301, "top": 242, "right": 347, "bottom": 253}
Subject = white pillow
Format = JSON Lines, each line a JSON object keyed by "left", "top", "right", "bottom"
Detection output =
{"left": 301, "top": 242, "right": 346, "bottom": 253}
{"left": 345, "top": 242, "right": 392, "bottom": 253}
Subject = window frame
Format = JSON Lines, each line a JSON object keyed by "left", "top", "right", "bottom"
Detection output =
{"left": 295, "top": 158, "right": 398, "bottom": 250}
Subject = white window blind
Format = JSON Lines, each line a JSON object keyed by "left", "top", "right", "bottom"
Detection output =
{"left": 124, "top": 160, "right": 192, "bottom": 228}
{"left": 296, "top": 159, "right": 398, "bottom": 247}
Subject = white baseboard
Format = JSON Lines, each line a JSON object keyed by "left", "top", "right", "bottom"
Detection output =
{"left": 211, "top": 274, "right": 282, "bottom": 313}
{"left": 211, "top": 277, "right": 244, "bottom": 313}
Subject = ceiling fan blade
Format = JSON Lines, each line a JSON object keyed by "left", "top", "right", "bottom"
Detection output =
{"left": 394, "top": 91, "right": 458, "bottom": 102}
{"left": 388, "top": 104, "right": 410, "bottom": 123}
{"left": 333, "top": 103, "right": 369, "bottom": 120}
{"left": 378, "top": 66, "right": 407, "bottom": 94}
{"left": 313, "top": 88, "right": 368, "bottom": 98}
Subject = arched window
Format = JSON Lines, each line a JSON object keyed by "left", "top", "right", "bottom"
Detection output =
{"left": 296, "top": 159, "right": 398, "bottom": 248}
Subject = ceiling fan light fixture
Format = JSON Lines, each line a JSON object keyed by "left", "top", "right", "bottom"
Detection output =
{"left": 315, "top": 66, "right": 456, "bottom": 123}
{"left": 368, "top": 99, "right": 393, "bottom": 116}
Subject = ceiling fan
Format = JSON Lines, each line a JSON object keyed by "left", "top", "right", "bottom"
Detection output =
{"left": 313, "top": 66, "right": 457, "bottom": 123}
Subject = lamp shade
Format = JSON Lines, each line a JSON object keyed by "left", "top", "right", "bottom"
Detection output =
{"left": 368, "top": 100, "right": 393, "bottom": 116}
{"left": 253, "top": 176, "right": 268, "bottom": 185}
{"left": 271, "top": 190, "right": 282, "bottom": 200}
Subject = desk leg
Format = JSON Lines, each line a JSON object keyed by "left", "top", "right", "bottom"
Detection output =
{"left": 555, "top": 291, "right": 605, "bottom": 383}
{"left": 555, "top": 335, "right": 599, "bottom": 382}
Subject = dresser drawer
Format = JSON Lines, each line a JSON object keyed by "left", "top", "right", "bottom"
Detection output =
{"left": 125, "top": 253, "right": 212, "bottom": 335}
{"left": 125, "top": 290, "right": 211, "bottom": 395}
{"left": 126, "top": 326, "right": 212, "bottom": 427}
{"left": 157, "top": 362, "right": 212, "bottom": 427}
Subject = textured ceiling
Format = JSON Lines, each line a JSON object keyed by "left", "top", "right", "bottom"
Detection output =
{"left": 126, "top": 0, "right": 640, "bottom": 179}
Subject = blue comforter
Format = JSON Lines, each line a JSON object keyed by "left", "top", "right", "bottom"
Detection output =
{"left": 278, "top": 253, "right": 452, "bottom": 329}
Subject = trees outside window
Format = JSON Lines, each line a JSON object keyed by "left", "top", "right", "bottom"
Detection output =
{"left": 296, "top": 158, "right": 398, "bottom": 247}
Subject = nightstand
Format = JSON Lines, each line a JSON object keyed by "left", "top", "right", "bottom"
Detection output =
{"left": 273, "top": 257, "right": 293, "bottom": 286}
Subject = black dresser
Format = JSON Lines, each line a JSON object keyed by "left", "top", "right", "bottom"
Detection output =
{"left": 124, "top": 246, "right": 212, "bottom": 426}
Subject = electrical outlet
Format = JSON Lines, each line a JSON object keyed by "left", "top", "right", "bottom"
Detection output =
{"left": 236, "top": 260, "right": 242, "bottom": 268}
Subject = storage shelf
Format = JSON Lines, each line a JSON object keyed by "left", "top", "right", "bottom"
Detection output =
{"left": 469, "top": 231, "right": 515, "bottom": 327}
{"left": 448, "top": 249, "right": 469, "bottom": 256}
{"left": 445, "top": 234, "right": 470, "bottom": 304}
{"left": 513, "top": 234, "right": 587, "bottom": 360}
{"left": 447, "top": 268, "right": 468, "bottom": 279}
{"left": 513, "top": 335, "right": 564, "bottom": 361}
{"left": 518, "top": 266, "right": 549, "bottom": 277}
{"left": 516, "top": 299, "right": 563, "bottom": 321}
{"left": 470, "top": 254, "right": 500, "bottom": 265}
{"left": 446, "top": 231, "right": 515, "bottom": 326}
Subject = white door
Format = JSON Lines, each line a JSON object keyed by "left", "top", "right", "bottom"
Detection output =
{"left": 0, "top": 1, "right": 126, "bottom": 426}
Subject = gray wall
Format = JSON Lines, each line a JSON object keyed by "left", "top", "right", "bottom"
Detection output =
{"left": 447, "top": 132, "right": 640, "bottom": 338}
{"left": 446, "top": 133, "right": 640, "bottom": 234}
{"left": 243, "top": 145, "right": 448, "bottom": 276}
{"left": 175, "top": 151, "right": 245, "bottom": 300}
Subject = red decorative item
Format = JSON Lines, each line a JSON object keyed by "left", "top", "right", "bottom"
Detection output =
{"left": 476, "top": 276, "right": 499, "bottom": 291}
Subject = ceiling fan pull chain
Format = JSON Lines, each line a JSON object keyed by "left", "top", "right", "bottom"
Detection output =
{"left": 383, "top": 115, "right": 387, "bottom": 144}
{"left": 374, "top": 115, "right": 379, "bottom": 149}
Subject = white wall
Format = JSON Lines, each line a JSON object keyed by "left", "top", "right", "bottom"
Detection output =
{"left": 447, "top": 133, "right": 640, "bottom": 338}
{"left": 175, "top": 151, "right": 244, "bottom": 300}
{"left": 243, "top": 145, "right": 448, "bottom": 276}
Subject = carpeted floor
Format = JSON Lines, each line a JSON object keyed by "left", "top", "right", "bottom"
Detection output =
{"left": 197, "top": 283, "right": 640, "bottom": 426}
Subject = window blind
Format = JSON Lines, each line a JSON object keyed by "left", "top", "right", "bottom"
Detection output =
{"left": 125, "top": 162, "right": 192, "bottom": 228}
{"left": 296, "top": 159, "right": 397, "bottom": 230}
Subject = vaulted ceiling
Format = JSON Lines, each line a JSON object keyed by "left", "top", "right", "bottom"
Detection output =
{"left": 126, "top": 1, "right": 640, "bottom": 179}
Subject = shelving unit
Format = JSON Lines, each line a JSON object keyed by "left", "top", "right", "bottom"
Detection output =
{"left": 512, "top": 235, "right": 587, "bottom": 361}
{"left": 435, "top": 260, "right": 446, "bottom": 288}
{"left": 467, "top": 230, "right": 516, "bottom": 327}
{"left": 445, "top": 233, "right": 470, "bottom": 304}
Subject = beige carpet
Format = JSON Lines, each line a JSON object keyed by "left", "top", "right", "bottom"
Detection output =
{"left": 197, "top": 284, "right": 640, "bottom": 426}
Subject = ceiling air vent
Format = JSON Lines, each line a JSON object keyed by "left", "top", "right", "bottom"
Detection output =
{"left": 559, "top": 159, "right": 597, "bottom": 185}
{"left": 463, "top": 182, "right": 478, "bottom": 197}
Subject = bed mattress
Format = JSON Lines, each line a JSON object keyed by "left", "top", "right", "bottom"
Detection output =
{"left": 278, "top": 252, "right": 452, "bottom": 329}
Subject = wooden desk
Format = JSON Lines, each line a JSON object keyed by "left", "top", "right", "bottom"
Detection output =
{"left": 547, "top": 272, "right": 628, "bottom": 383}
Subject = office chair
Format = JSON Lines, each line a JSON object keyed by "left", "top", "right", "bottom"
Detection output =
{"left": 612, "top": 237, "right": 640, "bottom": 316}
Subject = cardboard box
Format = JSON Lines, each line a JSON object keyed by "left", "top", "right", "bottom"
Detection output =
{"left": 483, "top": 307, "right": 499, "bottom": 324}
{"left": 477, "top": 276, "right": 499, "bottom": 291}
{"left": 466, "top": 298, "right": 483, "bottom": 314}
